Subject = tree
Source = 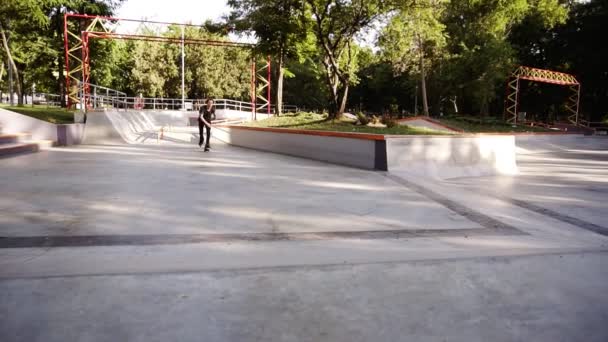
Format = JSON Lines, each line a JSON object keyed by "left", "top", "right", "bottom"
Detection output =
{"left": 380, "top": 0, "right": 447, "bottom": 116}
{"left": 129, "top": 27, "right": 179, "bottom": 98}
{"left": 0, "top": 0, "right": 51, "bottom": 105}
{"left": 228, "top": 0, "right": 313, "bottom": 115}
{"left": 305, "top": 0, "right": 392, "bottom": 119}
{"left": 511, "top": 0, "right": 608, "bottom": 121}
{"left": 442, "top": 0, "right": 568, "bottom": 116}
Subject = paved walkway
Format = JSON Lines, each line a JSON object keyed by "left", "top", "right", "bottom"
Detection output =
{"left": 1, "top": 139, "right": 608, "bottom": 341}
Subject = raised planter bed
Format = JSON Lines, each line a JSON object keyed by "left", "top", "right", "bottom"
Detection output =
{"left": 214, "top": 125, "right": 522, "bottom": 178}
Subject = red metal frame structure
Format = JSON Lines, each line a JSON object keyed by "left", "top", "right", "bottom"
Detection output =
{"left": 64, "top": 13, "right": 271, "bottom": 115}
{"left": 504, "top": 66, "right": 581, "bottom": 125}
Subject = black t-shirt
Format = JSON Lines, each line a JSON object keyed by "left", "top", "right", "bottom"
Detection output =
{"left": 199, "top": 105, "right": 215, "bottom": 122}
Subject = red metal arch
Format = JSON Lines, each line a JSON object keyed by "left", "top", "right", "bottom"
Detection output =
{"left": 504, "top": 66, "right": 581, "bottom": 125}
{"left": 64, "top": 13, "right": 271, "bottom": 115}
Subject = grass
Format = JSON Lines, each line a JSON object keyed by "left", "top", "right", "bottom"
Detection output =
{"left": 0, "top": 104, "right": 75, "bottom": 124}
{"left": 244, "top": 112, "right": 448, "bottom": 135}
{"left": 438, "top": 116, "right": 554, "bottom": 133}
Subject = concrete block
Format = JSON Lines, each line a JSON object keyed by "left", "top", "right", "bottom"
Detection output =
{"left": 387, "top": 135, "right": 518, "bottom": 179}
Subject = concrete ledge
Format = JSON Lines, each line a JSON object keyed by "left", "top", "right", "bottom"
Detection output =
{"left": 57, "top": 124, "right": 85, "bottom": 145}
{"left": 214, "top": 126, "right": 386, "bottom": 170}
{"left": 216, "top": 126, "right": 519, "bottom": 177}
{"left": 386, "top": 135, "right": 518, "bottom": 179}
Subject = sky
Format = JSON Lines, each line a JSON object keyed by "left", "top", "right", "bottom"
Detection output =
{"left": 115, "top": 0, "right": 376, "bottom": 46}
{"left": 116, "top": 0, "right": 229, "bottom": 25}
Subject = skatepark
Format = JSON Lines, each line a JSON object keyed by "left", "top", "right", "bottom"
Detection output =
{"left": 3, "top": 3, "right": 608, "bottom": 340}
{"left": 2, "top": 108, "right": 608, "bottom": 341}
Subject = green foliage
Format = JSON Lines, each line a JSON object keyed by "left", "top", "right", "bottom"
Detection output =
{"left": 2, "top": 0, "right": 604, "bottom": 123}
{"left": 283, "top": 54, "right": 329, "bottom": 109}
{"left": 510, "top": 0, "right": 606, "bottom": 121}
{"left": 381, "top": 114, "right": 398, "bottom": 128}
{"left": 245, "top": 111, "right": 446, "bottom": 135}
{"left": 356, "top": 112, "right": 369, "bottom": 125}
{"left": 0, "top": 104, "right": 74, "bottom": 124}
{"left": 440, "top": 0, "right": 568, "bottom": 115}
{"left": 305, "top": 0, "right": 391, "bottom": 118}
{"left": 380, "top": 0, "right": 448, "bottom": 74}
{"left": 228, "top": 0, "right": 313, "bottom": 60}
{"left": 440, "top": 116, "right": 552, "bottom": 133}
{"left": 228, "top": 0, "right": 316, "bottom": 114}
{"left": 129, "top": 30, "right": 179, "bottom": 98}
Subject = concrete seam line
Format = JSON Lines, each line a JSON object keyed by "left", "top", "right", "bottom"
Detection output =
{"left": 383, "top": 173, "right": 526, "bottom": 235}
{"left": 488, "top": 195, "right": 608, "bottom": 237}
{"left": 3, "top": 248, "right": 607, "bottom": 281}
{"left": 0, "top": 227, "right": 519, "bottom": 249}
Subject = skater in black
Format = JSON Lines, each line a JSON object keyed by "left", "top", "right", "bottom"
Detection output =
{"left": 198, "top": 98, "right": 215, "bottom": 151}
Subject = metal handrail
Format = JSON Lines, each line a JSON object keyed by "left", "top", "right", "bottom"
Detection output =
{"left": 78, "top": 82, "right": 298, "bottom": 114}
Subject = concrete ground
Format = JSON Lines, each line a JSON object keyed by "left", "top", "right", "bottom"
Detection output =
{"left": 1, "top": 137, "right": 608, "bottom": 341}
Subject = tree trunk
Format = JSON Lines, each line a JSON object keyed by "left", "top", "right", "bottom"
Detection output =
{"left": 0, "top": 22, "right": 22, "bottom": 105}
{"left": 419, "top": 46, "right": 429, "bottom": 117}
{"left": 276, "top": 52, "right": 284, "bottom": 116}
{"left": 0, "top": 60, "right": 4, "bottom": 88}
{"left": 451, "top": 96, "right": 458, "bottom": 114}
{"left": 480, "top": 99, "right": 489, "bottom": 118}
{"left": 324, "top": 68, "right": 349, "bottom": 120}
{"left": 338, "top": 82, "right": 349, "bottom": 117}
{"left": 322, "top": 60, "right": 339, "bottom": 119}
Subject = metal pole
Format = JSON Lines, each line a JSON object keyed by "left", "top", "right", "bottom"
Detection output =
{"left": 181, "top": 25, "right": 185, "bottom": 110}
{"left": 81, "top": 32, "right": 88, "bottom": 113}
{"left": 267, "top": 56, "right": 271, "bottom": 115}
{"left": 64, "top": 13, "right": 70, "bottom": 108}
{"left": 249, "top": 56, "right": 255, "bottom": 120}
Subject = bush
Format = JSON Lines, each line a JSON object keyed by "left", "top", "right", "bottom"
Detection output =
{"left": 371, "top": 115, "right": 381, "bottom": 124}
{"left": 381, "top": 114, "right": 398, "bottom": 128}
{"left": 356, "top": 112, "right": 369, "bottom": 125}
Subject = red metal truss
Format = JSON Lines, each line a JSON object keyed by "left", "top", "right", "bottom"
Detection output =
{"left": 64, "top": 14, "right": 271, "bottom": 114}
{"left": 504, "top": 66, "right": 581, "bottom": 125}
{"left": 85, "top": 31, "right": 253, "bottom": 47}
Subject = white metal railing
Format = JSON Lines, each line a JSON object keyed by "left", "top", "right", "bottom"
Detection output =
{"left": 0, "top": 92, "right": 62, "bottom": 107}
{"left": 79, "top": 83, "right": 298, "bottom": 114}
{"left": 32, "top": 93, "right": 62, "bottom": 107}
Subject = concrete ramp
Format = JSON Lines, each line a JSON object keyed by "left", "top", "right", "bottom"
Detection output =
{"left": 398, "top": 117, "right": 462, "bottom": 133}
{"left": 83, "top": 110, "right": 197, "bottom": 145}
{"left": 82, "top": 109, "right": 253, "bottom": 145}
{"left": 516, "top": 134, "right": 608, "bottom": 154}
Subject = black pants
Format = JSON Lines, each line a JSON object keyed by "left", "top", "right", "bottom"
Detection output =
{"left": 198, "top": 120, "right": 211, "bottom": 147}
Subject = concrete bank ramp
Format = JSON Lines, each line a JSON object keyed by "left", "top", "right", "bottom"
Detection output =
{"left": 398, "top": 117, "right": 462, "bottom": 133}
{"left": 516, "top": 134, "right": 608, "bottom": 154}
{"left": 83, "top": 109, "right": 257, "bottom": 145}
{"left": 83, "top": 110, "right": 198, "bottom": 145}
